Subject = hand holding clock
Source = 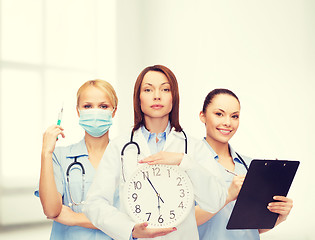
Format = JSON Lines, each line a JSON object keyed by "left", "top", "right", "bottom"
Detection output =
{"left": 139, "top": 151, "right": 184, "bottom": 165}
{"left": 131, "top": 176, "right": 178, "bottom": 238}
{"left": 125, "top": 163, "right": 194, "bottom": 233}
{"left": 132, "top": 222, "right": 177, "bottom": 238}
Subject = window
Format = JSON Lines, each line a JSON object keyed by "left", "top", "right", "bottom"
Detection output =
{"left": 0, "top": 0, "right": 116, "bottom": 225}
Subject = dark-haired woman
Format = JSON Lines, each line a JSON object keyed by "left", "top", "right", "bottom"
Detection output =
{"left": 83, "top": 66, "right": 227, "bottom": 240}
{"left": 195, "top": 88, "right": 293, "bottom": 240}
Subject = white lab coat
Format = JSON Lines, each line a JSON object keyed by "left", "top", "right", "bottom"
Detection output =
{"left": 83, "top": 128, "right": 227, "bottom": 240}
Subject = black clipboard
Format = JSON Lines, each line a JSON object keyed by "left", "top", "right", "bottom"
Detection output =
{"left": 226, "top": 159, "right": 299, "bottom": 230}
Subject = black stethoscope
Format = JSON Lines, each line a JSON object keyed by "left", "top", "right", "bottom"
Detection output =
{"left": 120, "top": 129, "right": 188, "bottom": 182}
{"left": 235, "top": 152, "right": 249, "bottom": 171}
{"left": 66, "top": 157, "right": 85, "bottom": 206}
{"left": 224, "top": 152, "right": 248, "bottom": 176}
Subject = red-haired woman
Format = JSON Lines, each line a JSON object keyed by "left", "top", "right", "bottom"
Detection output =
{"left": 83, "top": 65, "right": 227, "bottom": 240}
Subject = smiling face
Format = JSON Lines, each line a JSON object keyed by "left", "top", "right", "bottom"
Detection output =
{"left": 200, "top": 94, "right": 240, "bottom": 147}
{"left": 139, "top": 70, "right": 173, "bottom": 122}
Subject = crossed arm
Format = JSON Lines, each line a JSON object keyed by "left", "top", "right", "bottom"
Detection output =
{"left": 39, "top": 125, "right": 96, "bottom": 228}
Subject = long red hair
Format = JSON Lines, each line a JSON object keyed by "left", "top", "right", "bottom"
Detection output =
{"left": 133, "top": 65, "right": 182, "bottom": 132}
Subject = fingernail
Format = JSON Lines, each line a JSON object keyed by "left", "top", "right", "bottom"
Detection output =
{"left": 173, "top": 227, "right": 177, "bottom": 231}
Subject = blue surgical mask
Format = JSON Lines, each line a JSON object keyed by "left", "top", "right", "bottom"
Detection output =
{"left": 79, "top": 108, "right": 114, "bottom": 137}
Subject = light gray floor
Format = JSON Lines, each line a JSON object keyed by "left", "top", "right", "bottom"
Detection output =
{"left": 0, "top": 222, "right": 52, "bottom": 240}
{"left": 0, "top": 222, "right": 311, "bottom": 240}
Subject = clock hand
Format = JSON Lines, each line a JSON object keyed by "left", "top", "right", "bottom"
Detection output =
{"left": 157, "top": 194, "right": 161, "bottom": 215}
{"left": 145, "top": 176, "right": 164, "bottom": 203}
{"left": 158, "top": 194, "right": 164, "bottom": 204}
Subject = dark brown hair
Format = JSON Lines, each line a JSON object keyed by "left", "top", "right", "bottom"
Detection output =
{"left": 202, "top": 88, "right": 240, "bottom": 113}
{"left": 133, "top": 65, "right": 182, "bottom": 132}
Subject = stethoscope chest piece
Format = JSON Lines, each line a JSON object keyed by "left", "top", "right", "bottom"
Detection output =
{"left": 66, "top": 157, "right": 86, "bottom": 207}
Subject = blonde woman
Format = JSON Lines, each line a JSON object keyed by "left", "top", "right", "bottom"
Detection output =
{"left": 35, "top": 80, "right": 117, "bottom": 240}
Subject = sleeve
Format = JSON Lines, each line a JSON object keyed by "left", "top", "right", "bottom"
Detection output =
{"left": 34, "top": 148, "right": 64, "bottom": 198}
{"left": 179, "top": 138, "right": 228, "bottom": 213}
{"left": 83, "top": 140, "right": 136, "bottom": 240}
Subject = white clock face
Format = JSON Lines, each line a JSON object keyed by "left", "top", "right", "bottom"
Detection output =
{"left": 123, "top": 164, "right": 194, "bottom": 228}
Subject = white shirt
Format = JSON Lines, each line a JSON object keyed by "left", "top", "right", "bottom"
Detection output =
{"left": 83, "top": 128, "right": 227, "bottom": 240}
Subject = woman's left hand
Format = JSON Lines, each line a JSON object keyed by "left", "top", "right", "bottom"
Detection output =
{"left": 139, "top": 152, "right": 184, "bottom": 165}
{"left": 267, "top": 196, "right": 293, "bottom": 223}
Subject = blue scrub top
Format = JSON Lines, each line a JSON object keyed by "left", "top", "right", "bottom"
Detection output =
{"left": 197, "top": 139, "right": 260, "bottom": 240}
{"left": 141, "top": 122, "right": 171, "bottom": 154}
{"left": 35, "top": 138, "right": 115, "bottom": 240}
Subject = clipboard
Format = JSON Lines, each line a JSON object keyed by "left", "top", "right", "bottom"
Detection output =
{"left": 226, "top": 159, "right": 299, "bottom": 230}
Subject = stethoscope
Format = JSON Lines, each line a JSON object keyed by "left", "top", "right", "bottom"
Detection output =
{"left": 120, "top": 129, "right": 188, "bottom": 182}
{"left": 224, "top": 152, "right": 248, "bottom": 177}
{"left": 235, "top": 152, "right": 249, "bottom": 171}
{"left": 66, "top": 156, "right": 85, "bottom": 206}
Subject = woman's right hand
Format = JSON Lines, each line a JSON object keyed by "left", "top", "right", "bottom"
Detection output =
{"left": 226, "top": 175, "right": 245, "bottom": 203}
{"left": 40, "top": 125, "right": 64, "bottom": 218}
{"left": 42, "top": 125, "right": 65, "bottom": 154}
{"left": 132, "top": 222, "right": 176, "bottom": 238}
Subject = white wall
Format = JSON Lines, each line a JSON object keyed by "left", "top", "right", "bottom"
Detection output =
{"left": 0, "top": 0, "right": 116, "bottom": 226}
{"left": 115, "top": 1, "right": 315, "bottom": 239}
{"left": 0, "top": 0, "right": 314, "bottom": 239}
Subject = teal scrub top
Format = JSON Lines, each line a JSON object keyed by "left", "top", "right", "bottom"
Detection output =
{"left": 35, "top": 138, "right": 116, "bottom": 240}
{"left": 197, "top": 139, "right": 260, "bottom": 240}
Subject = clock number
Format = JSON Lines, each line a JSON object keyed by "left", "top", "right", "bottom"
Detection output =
{"left": 178, "top": 201, "right": 184, "bottom": 209}
{"left": 170, "top": 210, "right": 175, "bottom": 219}
{"left": 135, "top": 205, "right": 141, "bottom": 213}
{"left": 152, "top": 167, "right": 161, "bottom": 176}
{"left": 177, "top": 177, "right": 182, "bottom": 186}
{"left": 158, "top": 215, "right": 164, "bottom": 223}
{"left": 133, "top": 181, "right": 142, "bottom": 190}
{"left": 146, "top": 212, "right": 151, "bottom": 221}
{"left": 142, "top": 171, "right": 149, "bottom": 180}
{"left": 132, "top": 193, "right": 138, "bottom": 202}
{"left": 167, "top": 169, "right": 171, "bottom": 178}
{"left": 179, "top": 189, "right": 185, "bottom": 198}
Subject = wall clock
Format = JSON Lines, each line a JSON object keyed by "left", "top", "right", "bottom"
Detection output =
{"left": 123, "top": 164, "right": 194, "bottom": 228}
